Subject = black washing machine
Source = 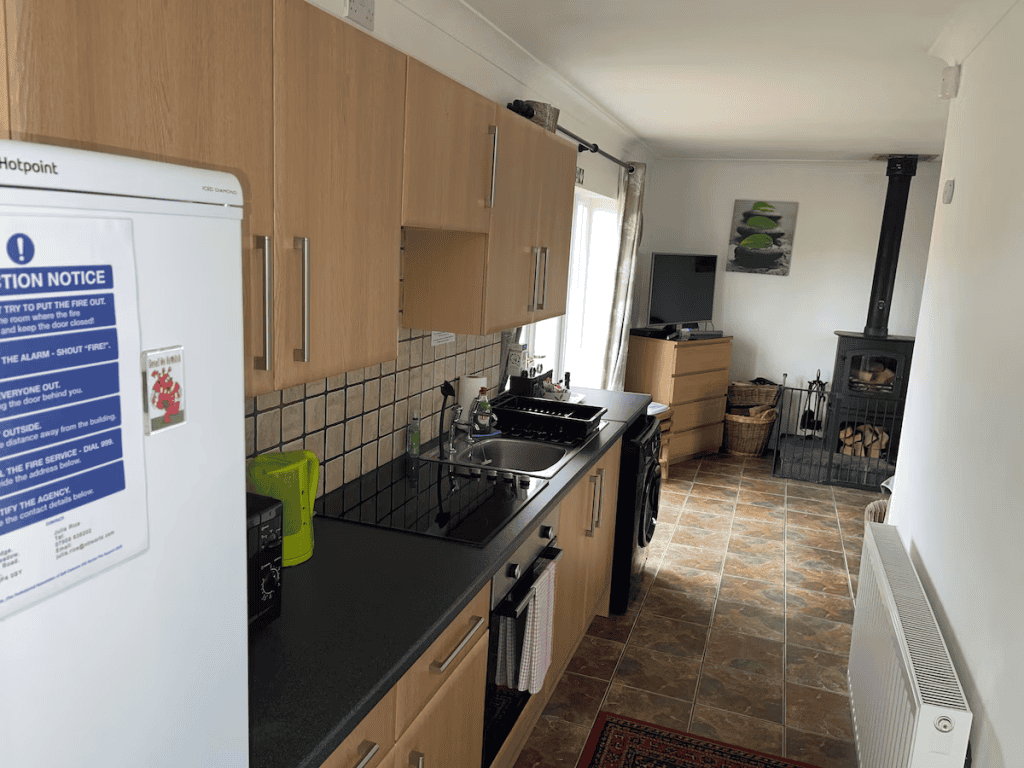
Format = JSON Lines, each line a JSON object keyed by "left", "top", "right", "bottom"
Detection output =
{"left": 609, "top": 414, "right": 661, "bottom": 614}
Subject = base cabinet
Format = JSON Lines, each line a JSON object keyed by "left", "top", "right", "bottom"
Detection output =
{"left": 393, "top": 635, "right": 488, "bottom": 768}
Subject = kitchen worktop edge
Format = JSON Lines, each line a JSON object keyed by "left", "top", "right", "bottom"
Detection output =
{"left": 248, "top": 388, "right": 651, "bottom": 768}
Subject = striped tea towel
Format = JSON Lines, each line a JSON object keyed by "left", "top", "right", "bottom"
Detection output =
{"left": 494, "top": 612, "right": 518, "bottom": 688}
{"left": 517, "top": 560, "right": 557, "bottom": 694}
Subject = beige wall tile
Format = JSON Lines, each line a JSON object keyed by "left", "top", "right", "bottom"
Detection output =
{"left": 345, "top": 418, "right": 362, "bottom": 451}
{"left": 305, "top": 378, "right": 326, "bottom": 397}
{"left": 255, "top": 390, "right": 281, "bottom": 411}
{"left": 305, "top": 395, "right": 326, "bottom": 432}
{"left": 362, "top": 411, "right": 378, "bottom": 443}
{"left": 420, "top": 336, "right": 433, "bottom": 364}
{"left": 346, "top": 384, "right": 364, "bottom": 419}
{"left": 282, "top": 384, "right": 304, "bottom": 404}
{"left": 327, "top": 390, "right": 345, "bottom": 425}
{"left": 378, "top": 435, "right": 392, "bottom": 466}
{"left": 364, "top": 364, "right": 381, "bottom": 379}
{"left": 379, "top": 405, "right": 394, "bottom": 436}
{"left": 381, "top": 375, "right": 396, "bottom": 405}
{"left": 327, "top": 374, "right": 345, "bottom": 390}
{"left": 344, "top": 450, "right": 361, "bottom": 483}
{"left": 325, "top": 457, "right": 345, "bottom": 494}
{"left": 394, "top": 399, "right": 408, "bottom": 430}
{"left": 364, "top": 379, "right": 380, "bottom": 411}
{"left": 393, "top": 430, "right": 406, "bottom": 460}
{"left": 281, "top": 438, "right": 303, "bottom": 453}
{"left": 410, "top": 338, "right": 423, "bottom": 367}
{"left": 281, "top": 402, "right": 304, "bottom": 442}
{"left": 255, "top": 410, "right": 280, "bottom": 451}
{"left": 409, "top": 366, "right": 422, "bottom": 395}
{"left": 304, "top": 429, "right": 325, "bottom": 462}
{"left": 245, "top": 397, "right": 254, "bottom": 416}
{"left": 382, "top": 359, "right": 396, "bottom": 375}
{"left": 396, "top": 370, "right": 409, "bottom": 401}
{"left": 346, "top": 369, "right": 364, "bottom": 385}
{"left": 361, "top": 443, "right": 378, "bottom": 474}
{"left": 326, "top": 424, "right": 345, "bottom": 460}
{"left": 397, "top": 340, "right": 411, "bottom": 370}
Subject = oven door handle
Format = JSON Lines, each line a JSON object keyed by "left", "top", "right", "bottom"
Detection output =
{"left": 496, "top": 543, "right": 563, "bottom": 618}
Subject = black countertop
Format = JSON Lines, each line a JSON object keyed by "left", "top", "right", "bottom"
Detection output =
{"left": 248, "top": 387, "right": 651, "bottom": 768}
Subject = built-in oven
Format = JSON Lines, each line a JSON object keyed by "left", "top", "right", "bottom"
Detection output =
{"left": 482, "top": 507, "right": 561, "bottom": 768}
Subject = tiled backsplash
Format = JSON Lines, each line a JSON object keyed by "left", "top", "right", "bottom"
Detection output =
{"left": 244, "top": 329, "right": 503, "bottom": 499}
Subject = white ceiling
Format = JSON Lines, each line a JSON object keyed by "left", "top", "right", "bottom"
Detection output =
{"left": 462, "top": 0, "right": 965, "bottom": 160}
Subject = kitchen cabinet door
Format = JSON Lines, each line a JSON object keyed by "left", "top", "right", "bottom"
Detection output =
{"left": 531, "top": 132, "right": 577, "bottom": 323}
{"left": 482, "top": 108, "right": 544, "bottom": 334}
{"left": 393, "top": 630, "right": 487, "bottom": 768}
{"left": 403, "top": 59, "right": 496, "bottom": 233}
{"left": 588, "top": 440, "right": 622, "bottom": 620}
{"left": 274, "top": 0, "right": 404, "bottom": 390}
{"left": 3, "top": 0, "right": 276, "bottom": 395}
{"left": 550, "top": 492, "right": 590, "bottom": 674}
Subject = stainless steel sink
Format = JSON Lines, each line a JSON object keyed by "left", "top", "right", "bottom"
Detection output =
{"left": 421, "top": 424, "right": 606, "bottom": 479}
{"left": 454, "top": 439, "right": 566, "bottom": 473}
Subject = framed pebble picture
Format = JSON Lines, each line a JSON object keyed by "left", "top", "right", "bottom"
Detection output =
{"left": 726, "top": 200, "right": 799, "bottom": 276}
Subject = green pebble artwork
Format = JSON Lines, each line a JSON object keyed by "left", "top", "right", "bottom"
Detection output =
{"left": 739, "top": 233, "right": 774, "bottom": 250}
{"left": 752, "top": 201, "right": 775, "bottom": 212}
{"left": 744, "top": 215, "right": 777, "bottom": 230}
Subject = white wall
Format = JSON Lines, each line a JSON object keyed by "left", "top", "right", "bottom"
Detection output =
{"left": 307, "top": 0, "right": 654, "bottom": 198}
{"left": 890, "top": 4, "right": 1024, "bottom": 766}
{"left": 639, "top": 159, "right": 939, "bottom": 388}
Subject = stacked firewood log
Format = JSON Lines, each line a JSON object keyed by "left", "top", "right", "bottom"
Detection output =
{"left": 838, "top": 423, "right": 889, "bottom": 458}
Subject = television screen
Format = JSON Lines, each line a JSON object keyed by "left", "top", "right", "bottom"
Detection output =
{"left": 647, "top": 253, "right": 717, "bottom": 327}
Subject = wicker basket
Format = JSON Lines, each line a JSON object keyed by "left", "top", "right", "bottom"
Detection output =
{"left": 728, "top": 381, "right": 780, "bottom": 408}
{"left": 723, "top": 408, "right": 777, "bottom": 457}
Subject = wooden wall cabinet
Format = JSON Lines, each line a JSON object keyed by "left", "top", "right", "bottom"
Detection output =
{"left": 624, "top": 336, "right": 733, "bottom": 461}
{"left": 401, "top": 105, "right": 577, "bottom": 336}
{"left": 402, "top": 59, "right": 496, "bottom": 233}
{"left": 3, "top": 0, "right": 404, "bottom": 398}
{"left": 271, "top": 0, "right": 405, "bottom": 393}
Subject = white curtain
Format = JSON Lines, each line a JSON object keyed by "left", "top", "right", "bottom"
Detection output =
{"left": 601, "top": 163, "right": 646, "bottom": 390}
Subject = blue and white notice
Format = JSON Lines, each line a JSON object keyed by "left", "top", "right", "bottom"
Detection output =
{"left": 0, "top": 217, "right": 146, "bottom": 620}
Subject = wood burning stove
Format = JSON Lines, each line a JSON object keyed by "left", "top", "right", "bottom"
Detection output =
{"left": 774, "top": 156, "right": 920, "bottom": 490}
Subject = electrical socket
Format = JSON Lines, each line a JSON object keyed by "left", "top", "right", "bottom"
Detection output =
{"left": 344, "top": 0, "right": 374, "bottom": 31}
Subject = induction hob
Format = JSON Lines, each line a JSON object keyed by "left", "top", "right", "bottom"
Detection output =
{"left": 316, "top": 455, "right": 546, "bottom": 548}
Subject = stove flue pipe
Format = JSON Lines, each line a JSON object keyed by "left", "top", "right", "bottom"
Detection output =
{"left": 865, "top": 155, "right": 918, "bottom": 337}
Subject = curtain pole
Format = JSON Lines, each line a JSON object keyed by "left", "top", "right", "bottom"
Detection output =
{"left": 555, "top": 125, "right": 635, "bottom": 174}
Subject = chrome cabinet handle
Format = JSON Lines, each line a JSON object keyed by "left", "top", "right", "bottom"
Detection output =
{"left": 429, "top": 615, "right": 485, "bottom": 674}
{"left": 254, "top": 235, "right": 273, "bottom": 371}
{"left": 486, "top": 125, "right": 498, "bottom": 208}
{"left": 409, "top": 751, "right": 425, "bottom": 768}
{"left": 585, "top": 475, "right": 598, "bottom": 537}
{"left": 594, "top": 467, "right": 607, "bottom": 528}
{"left": 293, "top": 236, "right": 310, "bottom": 363}
{"left": 353, "top": 741, "right": 379, "bottom": 768}
{"left": 528, "top": 247, "right": 541, "bottom": 312}
{"left": 537, "top": 246, "right": 550, "bottom": 311}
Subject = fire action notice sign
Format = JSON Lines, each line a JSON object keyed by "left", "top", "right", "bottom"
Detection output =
{"left": 0, "top": 217, "right": 147, "bottom": 620}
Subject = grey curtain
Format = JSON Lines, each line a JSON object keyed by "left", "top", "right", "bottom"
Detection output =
{"left": 601, "top": 162, "right": 646, "bottom": 390}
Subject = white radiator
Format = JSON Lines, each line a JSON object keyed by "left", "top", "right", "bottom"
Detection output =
{"left": 849, "top": 523, "right": 973, "bottom": 768}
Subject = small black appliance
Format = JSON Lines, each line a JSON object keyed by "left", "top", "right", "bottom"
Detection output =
{"left": 246, "top": 492, "right": 283, "bottom": 634}
{"left": 609, "top": 415, "right": 661, "bottom": 614}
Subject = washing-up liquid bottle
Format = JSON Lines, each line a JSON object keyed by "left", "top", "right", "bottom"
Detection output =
{"left": 471, "top": 388, "right": 496, "bottom": 436}
{"left": 407, "top": 411, "right": 421, "bottom": 460}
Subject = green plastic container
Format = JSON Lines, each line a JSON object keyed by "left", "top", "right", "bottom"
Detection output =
{"left": 247, "top": 450, "right": 319, "bottom": 566}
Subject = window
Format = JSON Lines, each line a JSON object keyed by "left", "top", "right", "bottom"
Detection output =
{"left": 520, "top": 187, "right": 620, "bottom": 388}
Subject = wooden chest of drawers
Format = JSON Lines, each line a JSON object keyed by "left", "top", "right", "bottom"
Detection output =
{"left": 624, "top": 336, "right": 733, "bottom": 462}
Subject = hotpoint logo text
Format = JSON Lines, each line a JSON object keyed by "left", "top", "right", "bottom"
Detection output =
{"left": 0, "top": 157, "right": 59, "bottom": 175}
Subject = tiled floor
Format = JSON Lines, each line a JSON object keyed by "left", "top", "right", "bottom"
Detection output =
{"left": 514, "top": 453, "right": 881, "bottom": 768}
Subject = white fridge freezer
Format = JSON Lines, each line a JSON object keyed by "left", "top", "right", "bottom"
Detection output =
{"left": 0, "top": 142, "right": 249, "bottom": 766}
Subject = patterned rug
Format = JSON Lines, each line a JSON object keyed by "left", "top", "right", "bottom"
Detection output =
{"left": 580, "top": 712, "right": 821, "bottom": 768}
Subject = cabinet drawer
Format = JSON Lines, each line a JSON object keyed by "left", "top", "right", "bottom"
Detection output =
{"left": 669, "top": 369, "right": 730, "bottom": 405}
{"left": 672, "top": 341, "right": 731, "bottom": 375}
{"left": 671, "top": 397, "right": 726, "bottom": 432}
{"left": 669, "top": 423, "right": 724, "bottom": 461}
{"left": 395, "top": 584, "right": 490, "bottom": 736}
{"left": 320, "top": 687, "right": 395, "bottom": 768}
